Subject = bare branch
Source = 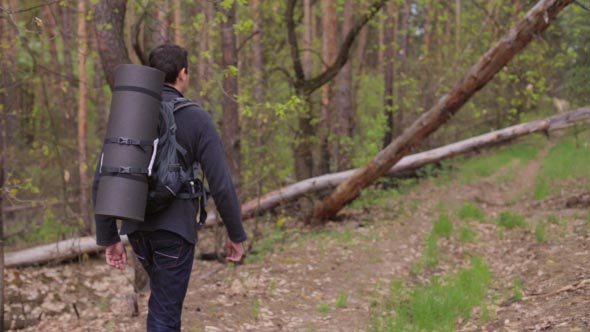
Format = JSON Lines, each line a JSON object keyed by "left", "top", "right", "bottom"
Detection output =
{"left": 301, "top": 0, "right": 388, "bottom": 95}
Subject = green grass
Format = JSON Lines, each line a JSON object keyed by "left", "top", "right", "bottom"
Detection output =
{"left": 458, "top": 202, "right": 486, "bottom": 222}
{"left": 245, "top": 229, "right": 287, "bottom": 264}
{"left": 534, "top": 133, "right": 590, "bottom": 199}
{"left": 458, "top": 224, "right": 477, "bottom": 243}
{"left": 513, "top": 277, "right": 524, "bottom": 302}
{"left": 455, "top": 139, "right": 541, "bottom": 183}
{"left": 414, "top": 235, "right": 440, "bottom": 272}
{"left": 251, "top": 298, "right": 261, "bottom": 319}
{"left": 432, "top": 214, "right": 453, "bottom": 238}
{"left": 497, "top": 212, "right": 527, "bottom": 229}
{"left": 336, "top": 292, "right": 349, "bottom": 309}
{"left": 316, "top": 303, "right": 330, "bottom": 313}
{"left": 535, "top": 222, "right": 548, "bottom": 243}
{"left": 373, "top": 257, "right": 492, "bottom": 332}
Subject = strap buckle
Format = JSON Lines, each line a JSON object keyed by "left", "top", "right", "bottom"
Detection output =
{"left": 119, "top": 166, "right": 131, "bottom": 174}
{"left": 118, "top": 137, "right": 130, "bottom": 144}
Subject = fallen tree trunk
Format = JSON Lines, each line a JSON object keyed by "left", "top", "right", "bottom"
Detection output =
{"left": 310, "top": 0, "right": 574, "bottom": 223}
{"left": 5, "top": 107, "right": 589, "bottom": 268}
{"left": 240, "top": 107, "right": 589, "bottom": 220}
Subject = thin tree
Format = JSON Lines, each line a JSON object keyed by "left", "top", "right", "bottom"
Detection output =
{"left": 335, "top": 0, "right": 355, "bottom": 170}
{"left": 219, "top": 1, "right": 242, "bottom": 193}
{"left": 77, "top": 0, "right": 91, "bottom": 234}
{"left": 382, "top": 0, "right": 397, "bottom": 148}
{"left": 286, "top": 0, "right": 389, "bottom": 180}
{"left": 311, "top": 0, "right": 574, "bottom": 223}
{"left": 173, "top": 0, "right": 182, "bottom": 45}
{"left": 319, "top": 0, "right": 337, "bottom": 174}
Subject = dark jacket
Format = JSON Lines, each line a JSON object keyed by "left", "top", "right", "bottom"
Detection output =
{"left": 92, "top": 85, "right": 247, "bottom": 245}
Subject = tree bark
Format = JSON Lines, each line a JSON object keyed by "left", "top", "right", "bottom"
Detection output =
{"left": 77, "top": 0, "right": 91, "bottom": 235}
{"left": 310, "top": 0, "right": 574, "bottom": 223}
{"left": 251, "top": 0, "right": 265, "bottom": 108}
{"left": 152, "top": 0, "right": 170, "bottom": 46}
{"left": 219, "top": 1, "right": 242, "bottom": 193}
{"left": 7, "top": 107, "right": 590, "bottom": 268}
{"left": 396, "top": 0, "right": 411, "bottom": 137}
{"left": 196, "top": 0, "right": 213, "bottom": 106}
{"left": 59, "top": 3, "right": 76, "bottom": 123}
{"left": 319, "top": 0, "right": 338, "bottom": 175}
{"left": 93, "top": 0, "right": 131, "bottom": 89}
{"left": 173, "top": 0, "right": 182, "bottom": 45}
{"left": 335, "top": 0, "right": 355, "bottom": 171}
{"left": 382, "top": 0, "right": 397, "bottom": 148}
{"left": 0, "top": 1, "right": 10, "bottom": 325}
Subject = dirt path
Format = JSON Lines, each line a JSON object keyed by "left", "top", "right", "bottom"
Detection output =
{"left": 6, "top": 139, "right": 590, "bottom": 332}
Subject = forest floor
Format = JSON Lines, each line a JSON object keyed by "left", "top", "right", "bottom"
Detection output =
{"left": 5, "top": 132, "right": 590, "bottom": 332}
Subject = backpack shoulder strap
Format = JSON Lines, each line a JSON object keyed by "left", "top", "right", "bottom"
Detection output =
{"left": 172, "top": 97, "right": 201, "bottom": 113}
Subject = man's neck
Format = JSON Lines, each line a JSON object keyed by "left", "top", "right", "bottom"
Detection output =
{"left": 164, "top": 83, "right": 184, "bottom": 95}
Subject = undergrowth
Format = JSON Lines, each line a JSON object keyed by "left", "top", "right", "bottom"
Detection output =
{"left": 534, "top": 131, "right": 590, "bottom": 199}
{"left": 372, "top": 257, "right": 492, "bottom": 332}
{"left": 453, "top": 137, "right": 542, "bottom": 183}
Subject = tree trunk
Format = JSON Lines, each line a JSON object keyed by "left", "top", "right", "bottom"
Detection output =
{"left": 220, "top": 1, "right": 242, "bottom": 193}
{"left": 59, "top": 3, "right": 76, "bottom": 123}
{"left": 0, "top": 1, "right": 9, "bottom": 326}
{"left": 456, "top": 0, "right": 462, "bottom": 55}
{"left": 424, "top": 0, "right": 434, "bottom": 57}
{"left": 287, "top": 0, "right": 388, "bottom": 180}
{"left": 293, "top": 0, "right": 316, "bottom": 181}
{"left": 382, "top": 0, "right": 397, "bottom": 148}
{"left": 173, "top": 0, "right": 182, "bottom": 45}
{"left": 7, "top": 107, "right": 590, "bottom": 268}
{"left": 77, "top": 0, "right": 91, "bottom": 235}
{"left": 196, "top": 0, "right": 213, "bottom": 106}
{"left": 335, "top": 0, "right": 355, "bottom": 171}
{"left": 311, "top": 0, "right": 574, "bottom": 223}
{"left": 251, "top": 0, "right": 265, "bottom": 107}
{"left": 152, "top": 0, "right": 170, "bottom": 46}
{"left": 396, "top": 0, "right": 411, "bottom": 137}
{"left": 319, "top": 0, "right": 338, "bottom": 175}
{"left": 93, "top": 0, "right": 131, "bottom": 89}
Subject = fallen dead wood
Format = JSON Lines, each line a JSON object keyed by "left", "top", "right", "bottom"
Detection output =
{"left": 5, "top": 107, "right": 589, "bottom": 268}
{"left": 5, "top": 235, "right": 128, "bottom": 268}
{"left": 237, "top": 107, "right": 590, "bottom": 221}
{"left": 310, "top": 0, "right": 574, "bottom": 223}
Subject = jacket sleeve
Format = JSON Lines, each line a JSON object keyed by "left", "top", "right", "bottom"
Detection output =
{"left": 92, "top": 160, "right": 121, "bottom": 246}
{"left": 193, "top": 110, "right": 248, "bottom": 243}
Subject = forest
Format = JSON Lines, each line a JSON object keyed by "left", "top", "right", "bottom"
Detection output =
{"left": 1, "top": 0, "right": 590, "bottom": 331}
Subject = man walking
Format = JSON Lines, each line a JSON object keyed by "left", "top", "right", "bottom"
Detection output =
{"left": 92, "top": 44, "right": 247, "bottom": 331}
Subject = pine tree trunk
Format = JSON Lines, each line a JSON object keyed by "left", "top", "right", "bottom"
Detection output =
{"left": 153, "top": 0, "right": 170, "bottom": 46}
{"left": 173, "top": 0, "right": 182, "bottom": 45}
{"left": 197, "top": 0, "right": 213, "bottom": 107}
{"left": 382, "top": 1, "right": 396, "bottom": 149}
{"left": 0, "top": 1, "right": 8, "bottom": 327}
{"left": 319, "top": 0, "right": 337, "bottom": 174}
{"left": 293, "top": 0, "right": 315, "bottom": 181}
{"left": 60, "top": 3, "right": 76, "bottom": 123}
{"left": 396, "top": 0, "right": 411, "bottom": 137}
{"left": 77, "top": 0, "right": 91, "bottom": 235}
{"left": 311, "top": 0, "right": 574, "bottom": 223}
{"left": 220, "top": 1, "right": 242, "bottom": 193}
{"left": 335, "top": 0, "right": 354, "bottom": 171}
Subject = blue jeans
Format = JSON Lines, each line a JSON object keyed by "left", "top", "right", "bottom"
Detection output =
{"left": 128, "top": 230, "right": 195, "bottom": 332}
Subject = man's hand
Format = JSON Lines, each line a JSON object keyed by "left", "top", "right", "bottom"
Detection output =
{"left": 105, "top": 241, "right": 127, "bottom": 270}
{"left": 226, "top": 240, "right": 244, "bottom": 263}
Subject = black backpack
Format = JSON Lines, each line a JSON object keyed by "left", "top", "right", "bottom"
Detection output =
{"left": 145, "top": 97, "right": 208, "bottom": 224}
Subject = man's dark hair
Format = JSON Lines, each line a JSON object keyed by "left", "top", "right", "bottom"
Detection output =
{"left": 148, "top": 44, "right": 188, "bottom": 84}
